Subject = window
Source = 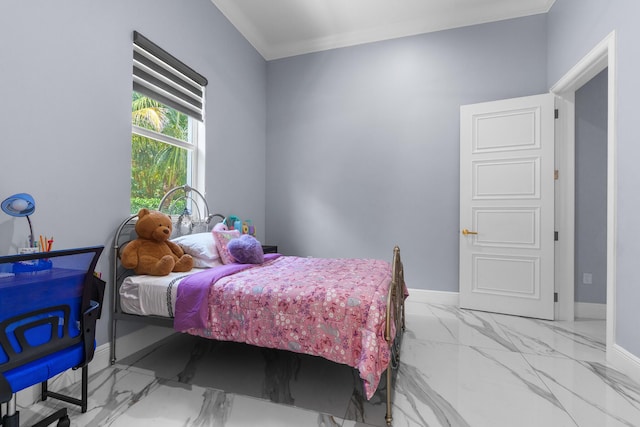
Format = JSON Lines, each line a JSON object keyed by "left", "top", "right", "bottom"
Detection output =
{"left": 131, "top": 93, "right": 197, "bottom": 212}
{"left": 130, "top": 32, "right": 207, "bottom": 214}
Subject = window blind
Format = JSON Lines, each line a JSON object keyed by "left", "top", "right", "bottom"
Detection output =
{"left": 132, "top": 31, "right": 208, "bottom": 121}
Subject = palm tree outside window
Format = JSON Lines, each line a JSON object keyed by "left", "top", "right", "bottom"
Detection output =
{"left": 130, "top": 91, "right": 198, "bottom": 213}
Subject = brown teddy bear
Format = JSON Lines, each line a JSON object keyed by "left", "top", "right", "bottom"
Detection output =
{"left": 121, "top": 208, "right": 194, "bottom": 276}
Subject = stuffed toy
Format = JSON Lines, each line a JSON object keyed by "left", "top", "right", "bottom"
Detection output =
{"left": 227, "top": 234, "right": 264, "bottom": 264}
{"left": 213, "top": 221, "right": 228, "bottom": 231}
{"left": 121, "top": 208, "right": 194, "bottom": 276}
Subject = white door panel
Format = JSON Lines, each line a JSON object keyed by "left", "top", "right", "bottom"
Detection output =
{"left": 473, "top": 107, "right": 541, "bottom": 152}
{"left": 473, "top": 254, "right": 539, "bottom": 296}
{"left": 473, "top": 208, "right": 539, "bottom": 248}
{"left": 473, "top": 158, "right": 540, "bottom": 198}
{"left": 460, "top": 94, "right": 554, "bottom": 320}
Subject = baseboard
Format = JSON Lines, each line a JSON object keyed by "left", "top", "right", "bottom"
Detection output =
{"left": 109, "top": 324, "right": 175, "bottom": 365}
{"left": 91, "top": 341, "right": 115, "bottom": 374}
{"left": 609, "top": 343, "right": 640, "bottom": 386}
{"left": 574, "top": 302, "right": 606, "bottom": 319}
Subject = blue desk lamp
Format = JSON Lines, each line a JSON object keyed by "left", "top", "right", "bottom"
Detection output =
{"left": 1, "top": 193, "right": 36, "bottom": 248}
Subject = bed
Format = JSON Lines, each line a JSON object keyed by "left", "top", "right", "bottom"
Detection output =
{"left": 110, "top": 187, "right": 407, "bottom": 425}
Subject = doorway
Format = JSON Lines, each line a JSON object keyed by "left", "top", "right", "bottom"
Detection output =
{"left": 551, "top": 31, "right": 616, "bottom": 354}
{"left": 574, "top": 69, "right": 608, "bottom": 319}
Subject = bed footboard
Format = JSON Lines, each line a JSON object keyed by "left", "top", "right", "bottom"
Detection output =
{"left": 384, "top": 245, "right": 406, "bottom": 426}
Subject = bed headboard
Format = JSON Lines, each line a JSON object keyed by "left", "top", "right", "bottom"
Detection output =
{"left": 158, "top": 185, "right": 222, "bottom": 239}
{"left": 110, "top": 192, "right": 224, "bottom": 363}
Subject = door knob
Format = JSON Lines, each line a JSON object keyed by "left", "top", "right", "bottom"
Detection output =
{"left": 462, "top": 228, "right": 478, "bottom": 236}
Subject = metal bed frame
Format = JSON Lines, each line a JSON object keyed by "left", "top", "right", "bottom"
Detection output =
{"left": 385, "top": 245, "right": 406, "bottom": 425}
{"left": 109, "top": 188, "right": 406, "bottom": 425}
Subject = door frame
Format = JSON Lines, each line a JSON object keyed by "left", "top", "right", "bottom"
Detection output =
{"left": 550, "top": 32, "right": 616, "bottom": 353}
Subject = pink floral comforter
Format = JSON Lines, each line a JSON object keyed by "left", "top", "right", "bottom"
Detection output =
{"left": 175, "top": 255, "right": 400, "bottom": 399}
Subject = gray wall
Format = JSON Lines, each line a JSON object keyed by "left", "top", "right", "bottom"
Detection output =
{"left": 574, "top": 69, "right": 607, "bottom": 305}
{"left": 265, "top": 15, "right": 548, "bottom": 292}
{"left": 547, "top": 0, "right": 640, "bottom": 361}
{"left": 0, "top": 0, "right": 267, "bottom": 346}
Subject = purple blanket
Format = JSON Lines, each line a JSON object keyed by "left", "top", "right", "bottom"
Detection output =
{"left": 174, "top": 253, "right": 281, "bottom": 331}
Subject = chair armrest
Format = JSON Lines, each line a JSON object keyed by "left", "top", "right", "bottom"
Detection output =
{"left": 91, "top": 276, "right": 106, "bottom": 319}
{"left": 85, "top": 300, "right": 101, "bottom": 317}
{"left": 0, "top": 372, "right": 12, "bottom": 403}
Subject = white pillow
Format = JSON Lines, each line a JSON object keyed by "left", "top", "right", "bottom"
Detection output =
{"left": 171, "top": 233, "right": 221, "bottom": 268}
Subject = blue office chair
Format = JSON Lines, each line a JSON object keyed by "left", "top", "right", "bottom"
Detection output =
{"left": 0, "top": 246, "right": 104, "bottom": 427}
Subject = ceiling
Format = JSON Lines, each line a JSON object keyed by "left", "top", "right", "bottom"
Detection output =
{"left": 210, "top": 0, "right": 556, "bottom": 60}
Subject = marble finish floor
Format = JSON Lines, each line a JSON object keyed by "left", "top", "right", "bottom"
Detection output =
{"left": 16, "top": 303, "right": 640, "bottom": 426}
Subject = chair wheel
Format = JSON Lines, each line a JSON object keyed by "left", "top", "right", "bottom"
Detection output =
{"left": 57, "top": 416, "right": 71, "bottom": 427}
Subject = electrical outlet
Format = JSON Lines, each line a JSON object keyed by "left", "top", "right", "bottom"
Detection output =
{"left": 582, "top": 273, "right": 593, "bottom": 285}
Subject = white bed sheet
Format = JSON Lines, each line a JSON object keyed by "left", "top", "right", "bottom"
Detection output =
{"left": 119, "top": 269, "right": 206, "bottom": 317}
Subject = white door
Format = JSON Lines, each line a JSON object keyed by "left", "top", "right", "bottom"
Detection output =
{"left": 459, "top": 94, "right": 555, "bottom": 320}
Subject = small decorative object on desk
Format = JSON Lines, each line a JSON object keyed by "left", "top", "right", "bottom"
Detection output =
{"left": 39, "top": 235, "right": 54, "bottom": 252}
{"left": 13, "top": 259, "right": 53, "bottom": 273}
{"left": 16, "top": 241, "right": 54, "bottom": 272}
